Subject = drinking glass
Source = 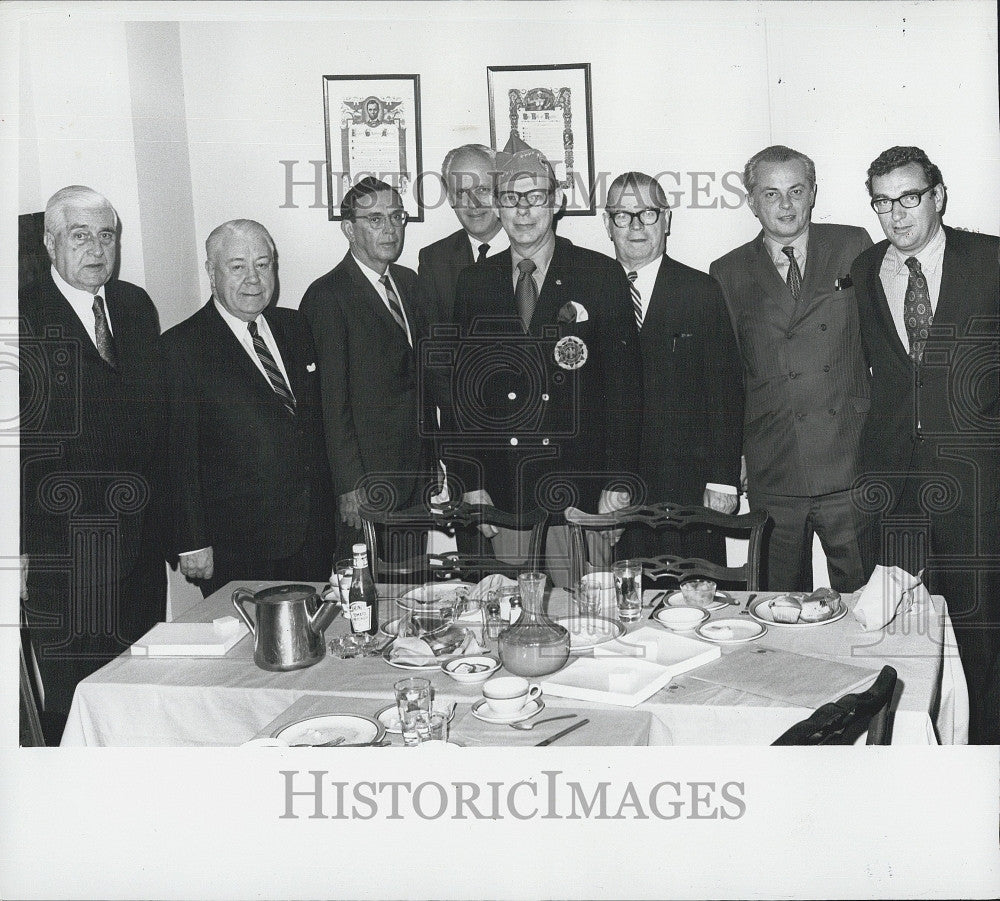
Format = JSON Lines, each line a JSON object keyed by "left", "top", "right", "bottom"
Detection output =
{"left": 394, "top": 676, "right": 432, "bottom": 747}
{"left": 418, "top": 711, "right": 449, "bottom": 743}
{"left": 333, "top": 558, "right": 353, "bottom": 612}
{"left": 612, "top": 559, "right": 643, "bottom": 622}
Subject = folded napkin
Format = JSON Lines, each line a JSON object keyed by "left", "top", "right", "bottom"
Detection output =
{"left": 468, "top": 573, "right": 517, "bottom": 600}
{"left": 853, "top": 565, "right": 931, "bottom": 632}
{"left": 388, "top": 636, "right": 436, "bottom": 665}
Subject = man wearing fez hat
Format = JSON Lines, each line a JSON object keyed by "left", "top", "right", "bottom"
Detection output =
{"left": 438, "top": 134, "right": 642, "bottom": 583}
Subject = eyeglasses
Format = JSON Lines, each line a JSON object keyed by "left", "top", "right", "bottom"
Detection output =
{"left": 496, "top": 189, "right": 552, "bottom": 208}
{"left": 454, "top": 185, "right": 494, "bottom": 204}
{"left": 608, "top": 208, "right": 664, "bottom": 228}
{"left": 354, "top": 211, "right": 408, "bottom": 229}
{"left": 870, "top": 185, "right": 935, "bottom": 214}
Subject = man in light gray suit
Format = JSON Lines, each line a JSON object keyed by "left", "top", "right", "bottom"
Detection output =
{"left": 710, "top": 145, "right": 872, "bottom": 592}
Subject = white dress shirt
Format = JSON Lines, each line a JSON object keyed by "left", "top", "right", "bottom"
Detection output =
{"left": 510, "top": 232, "right": 555, "bottom": 295}
{"left": 51, "top": 265, "right": 113, "bottom": 348}
{"left": 213, "top": 298, "right": 294, "bottom": 392}
{"left": 352, "top": 254, "right": 412, "bottom": 345}
{"left": 878, "top": 224, "right": 946, "bottom": 349}
{"left": 764, "top": 229, "right": 809, "bottom": 282}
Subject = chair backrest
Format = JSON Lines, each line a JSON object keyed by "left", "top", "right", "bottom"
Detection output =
{"left": 564, "top": 502, "right": 769, "bottom": 590}
{"left": 19, "top": 621, "right": 45, "bottom": 747}
{"left": 360, "top": 501, "right": 550, "bottom": 583}
{"left": 771, "top": 665, "right": 898, "bottom": 746}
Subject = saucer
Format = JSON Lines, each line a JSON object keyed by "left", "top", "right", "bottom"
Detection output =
{"left": 374, "top": 702, "right": 457, "bottom": 734}
{"left": 470, "top": 697, "right": 545, "bottom": 724}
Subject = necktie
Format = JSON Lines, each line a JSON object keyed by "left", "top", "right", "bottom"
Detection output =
{"left": 379, "top": 274, "right": 409, "bottom": 341}
{"left": 903, "top": 257, "right": 933, "bottom": 363}
{"left": 627, "top": 270, "right": 643, "bottom": 329}
{"left": 476, "top": 243, "right": 490, "bottom": 263}
{"left": 92, "top": 294, "right": 118, "bottom": 368}
{"left": 247, "top": 320, "right": 295, "bottom": 415}
{"left": 782, "top": 246, "right": 802, "bottom": 302}
{"left": 515, "top": 258, "right": 538, "bottom": 332}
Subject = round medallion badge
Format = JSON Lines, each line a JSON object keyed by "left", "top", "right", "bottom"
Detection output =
{"left": 554, "top": 335, "right": 588, "bottom": 370}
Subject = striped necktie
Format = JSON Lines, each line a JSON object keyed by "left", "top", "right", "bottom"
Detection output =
{"left": 379, "top": 274, "right": 410, "bottom": 343}
{"left": 92, "top": 294, "right": 118, "bottom": 368}
{"left": 782, "top": 246, "right": 802, "bottom": 302}
{"left": 627, "top": 271, "right": 643, "bottom": 328}
{"left": 247, "top": 320, "right": 295, "bottom": 416}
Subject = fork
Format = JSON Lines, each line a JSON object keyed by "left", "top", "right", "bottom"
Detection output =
{"left": 507, "top": 714, "right": 577, "bottom": 731}
{"left": 740, "top": 593, "right": 758, "bottom": 615}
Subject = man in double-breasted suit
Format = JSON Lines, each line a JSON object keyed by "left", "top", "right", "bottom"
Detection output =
{"left": 300, "top": 178, "right": 436, "bottom": 560}
{"left": 711, "top": 145, "right": 873, "bottom": 592}
{"left": 604, "top": 172, "right": 744, "bottom": 568}
{"left": 20, "top": 185, "right": 167, "bottom": 744}
{"left": 440, "top": 146, "right": 642, "bottom": 582}
{"left": 164, "top": 219, "right": 334, "bottom": 597}
{"left": 852, "top": 145, "right": 999, "bottom": 745}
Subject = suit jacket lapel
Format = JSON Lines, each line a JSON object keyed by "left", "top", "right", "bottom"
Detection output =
{"left": 643, "top": 254, "right": 675, "bottom": 334}
{"left": 205, "top": 300, "right": 287, "bottom": 408}
{"left": 345, "top": 254, "right": 411, "bottom": 345}
{"left": 262, "top": 308, "right": 302, "bottom": 401}
{"left": 451, "top": 230, "right": 474, "bottom": 283}
{"left": 40, "top": 274, "right": 109, "bottom": 368}
{"left": 934, "top": 226, "right": 968, "bottom": 330}
{"left": 749, "top": 233, "right": 796, "bottom": 317}
{"left": 532, "top": 237, "right": 567, "bottom": 331}
{"left": 864, "top": 245, "right": 911, "bottom": 362}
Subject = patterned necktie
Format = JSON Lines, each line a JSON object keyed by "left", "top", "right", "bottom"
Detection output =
{"left": 247, "top": 320, "right": 295, "bottom": 415}
{"left": 782, "top": 246, "right": 802, "bottom": 302}
{"left": 627, "top": 270, "right": 643, "bottom": 328}
{"left": 904, "top": 257, "right": 933, "bottom": 363}
{"left": 476, "top": 242, "right": 490, "bottom": 263}
{"left": 92, "top": 294, "right": 118, "bottom": 368}
{"left": 515, "top": 258, "right": 538, "bottom": 331}
{"left": 379, "top": 274, "right": 409, "bottom": 342}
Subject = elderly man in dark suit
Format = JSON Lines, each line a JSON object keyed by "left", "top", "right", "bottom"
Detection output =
{"left": 710, "top": 145, "right": 873, "bottom": 592}
{"left": 20, "top": 185, "right": 167, "bottom": 744}
{"left": 417, "top": 143, "right": 507, "bottom": 325}
{"left": 604, "top": 172, "right": 744, "bottom": 567}
{"left": 439, "top": 145, "right": 642, "bottom": 582}
{"left": 164, "top": 219, "right": 334, "bottom": 597}
{"left": 300, "top": 177, "right": 436, "bottom": 560}
{"left": 852, "top": 146, "right": 999, "bottom": 745}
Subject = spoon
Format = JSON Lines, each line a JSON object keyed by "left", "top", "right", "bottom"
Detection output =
{"left": 507, "top": 714, "right": 577, "bottom": 731}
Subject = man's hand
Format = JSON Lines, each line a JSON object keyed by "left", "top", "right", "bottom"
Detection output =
{"left": 339, "top": 488, "right": 367, "bottom": 531}
{"left": 703, "top": 488, "right": 738, "bottom": 514}
{"left": 179, "top": 547, "right": 214, "bottom": 582}
{"left": 598, "top": 487, "right": 631, "bottom": 545}
{"left": 462, "top": 489, "right": 499, "bottom": 538}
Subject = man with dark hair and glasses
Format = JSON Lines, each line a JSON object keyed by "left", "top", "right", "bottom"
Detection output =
{"left": 710, "top": 145, "right": 873, "bottom": 594}
{"left": 441, "top": 140, "right": 641, "bottom": 583}
{"left": 851, "top": 145, "right": 999, "bottom": 744}
{"left": 603, "top": 171, "right": 743, "bottom": 573}
{"left": 300, "top": 177, "right": 436, "bottom": 559}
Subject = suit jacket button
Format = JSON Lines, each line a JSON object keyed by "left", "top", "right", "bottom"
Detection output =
{"left": 829, "top": 409, "right": 836, "bottom": 416}
{"left": 786, "top": 331, "right": 793, "bottom": 339}
{"left": 542, "top": 438, "right": 549, "bottom": 446}
{"left": 508, "top": 392, "right": 517, "bottom": 400}
{"left": 823, "top": 365, "right": 831, "bottom": 372}
{"left": 510, "top": 437, "right": 518, "bottom": 446}
{"left": 795, "top": 412, "right": 805, "bottom": 421}
{"left": 789, "top": 371, "right": 798, "bottom": 379}
{"left": 820, "top": 324, "right": 828, "bottom": 331}
{"left": 541, "top": 393, "right": 549, "bottom": 402}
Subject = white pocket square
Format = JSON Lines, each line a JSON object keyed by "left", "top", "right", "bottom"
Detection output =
{"left": 306, "top": 362, "right": 317, "bottom": 372}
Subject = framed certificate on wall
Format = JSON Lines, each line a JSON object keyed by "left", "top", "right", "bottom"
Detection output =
{"left": 487, "top": 63, "right": 595, "bottom": 215}
{"left": 322, "top": 73, "right": 424, "bottom": 221}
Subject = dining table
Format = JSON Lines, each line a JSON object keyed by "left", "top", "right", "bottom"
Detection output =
{"left": 60, "top": 579, "right": 969, "bottom": 747}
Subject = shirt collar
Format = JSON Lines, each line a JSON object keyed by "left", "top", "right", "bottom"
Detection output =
{"left": 351, "top": 253, "right": 392, "bottom": 290}
{"left": 510, "top": 232, "right": 556, "bottom": 282}
{"left": 621, "top": 254, "right": 663, "bottom": 278}
{"left": 884, "top": 222, "right": 946, "bottom": 276}
{"left": 763, "top": 227, "right": 810, "bottom": 265}
{"left": 213, "top": 296, "right": 267, "bottom": 339}
{"left": 51, "top": 264, "right": 105, "bottom": 304}
{"left": 468, "top": 228, "right": 508, "bottom": 258}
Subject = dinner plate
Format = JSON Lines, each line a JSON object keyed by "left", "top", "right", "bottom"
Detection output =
{"left": 663, "top": 590, "right": 735, "bottom": 611}
{"left": 748, "top": 594, "right": 848, "bottom": 629}
{"left": 470, "top": 698, "right": 545, "bottom": 724}
{"left": 382, "top": 643, "right": 444, "bottom": 670}
{"left": 374, "top": 702, "right": 457, "bottom": 734}
{"left": 274, "top": 714, "right": 386, "bottom": 747}
{"left": 552, "top": 615, "right": 625, "bottom": 650}
{"left": 695, "top": 618, "right": 766, "bottom": 644}
{"left": 397, "top": 582, "right": 476, "bottom": 612}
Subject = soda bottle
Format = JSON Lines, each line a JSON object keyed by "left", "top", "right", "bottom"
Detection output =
{"left": 348, "top": 543, "right": 379, "bottom": 636}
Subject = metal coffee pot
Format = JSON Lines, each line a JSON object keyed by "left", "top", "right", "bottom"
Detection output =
{"left": 231, "top": 583, "right": 339, "bottom": 671}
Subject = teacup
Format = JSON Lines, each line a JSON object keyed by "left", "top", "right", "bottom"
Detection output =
{"left": 482, "top": 675, "right": 542, "bottom": 716}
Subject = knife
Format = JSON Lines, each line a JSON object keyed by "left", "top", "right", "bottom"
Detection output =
{"left": 534, "top": 718, "right": 589, "bottom": 746}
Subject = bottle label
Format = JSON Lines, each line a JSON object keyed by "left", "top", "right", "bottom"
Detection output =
{"left": 349, "top": 600, "right": 372, "bottom": 633}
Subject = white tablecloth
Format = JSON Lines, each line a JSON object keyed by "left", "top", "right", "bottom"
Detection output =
{"left": 61, "top": 582, "right": 968, "bottom": 746}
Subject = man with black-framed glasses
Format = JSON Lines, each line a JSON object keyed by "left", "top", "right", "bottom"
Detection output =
{"left": 300, "top": 177, "right": 436, "bottom": 560}
{"left": 603, "top": 171, "right": 743, "bottom": 573}
{"left": 439, "top": 140, "right": 641, "bottom": 584}
{"left": 851, "top": 145, "right": 1000, "bottom": 744}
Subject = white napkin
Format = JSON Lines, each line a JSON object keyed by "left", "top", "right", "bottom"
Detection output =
{"left": 853, "top": 565, "right": 931, "bottom": 631}
{"left": 458, "top": 630, "right": 486, "bottom": 655}
{"left": 388, "top": 636, "right": 436, "bottom": 664}
{"left": 468, "top": 574, "right": 517, "bottom": 600}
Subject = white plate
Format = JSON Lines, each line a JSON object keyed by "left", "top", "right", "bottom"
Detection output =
{"left": 552, "top": 615, "right": 625, "bottom": 650}
{"left": 274, "top": 714, "right": 385, "bottom": 746}
{"left": 748, "top": 594, "right": 848, "bottom": 628}
{"left": 664, "top": 590, "right": 735, "bottom": 611}
{"left": 695, "top": 618, "right": 766, "bottom": 644}
{"left": 374, "top": 703, "right": 457, "bottom": 734}
{"left": 470, "top": 698, "right": 545, "bottom": 724}
{"left": 397, "top": 582, "right": 476, "bottom": 611}
{"left": 382, "top": 643, "right": 443, "bottom": 670}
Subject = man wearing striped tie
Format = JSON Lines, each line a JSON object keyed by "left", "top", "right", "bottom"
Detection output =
{"left": 604, "top": 172, "right": 743, "bottom": 571}
{"left": 164, "top": 220, "right": 335, "bottom": 596}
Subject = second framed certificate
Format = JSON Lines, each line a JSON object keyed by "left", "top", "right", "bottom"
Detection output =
{"left": 487, "top": 63, "right": 595, "bottom": 215}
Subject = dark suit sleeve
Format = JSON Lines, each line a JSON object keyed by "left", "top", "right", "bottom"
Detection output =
{"left": 416, "top": 245, "right": 443, "bottom": 326}
{"left": 703, "top": 277, "right": 745, "bottom": 487}
{"left": 299, "top": 281, "right": 366, "bottom": 498}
